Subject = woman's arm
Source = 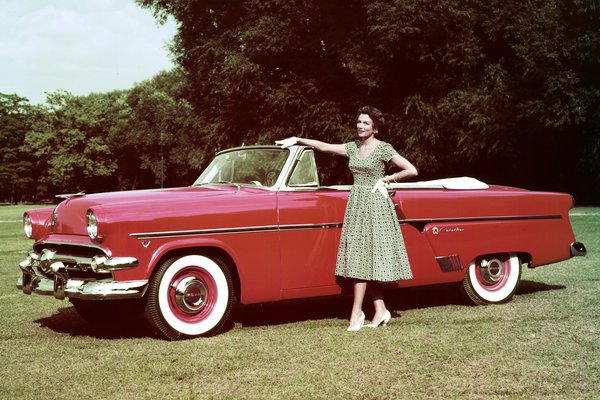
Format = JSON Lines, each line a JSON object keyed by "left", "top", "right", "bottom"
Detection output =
{"left": 383, "top": 154, "right": 418, "bottom": 183}
{"left": 294, "top": 137, "right": 348, "bottom": 157}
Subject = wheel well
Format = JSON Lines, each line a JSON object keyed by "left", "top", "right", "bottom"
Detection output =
{"left": 468, "top": 252, "right": 531, "bottom": 268}
{"left": 517, "top": 252, "right": 532, "bottom": 268}
{"left": 150, "top": 247, "right": 241, "bottom": 302}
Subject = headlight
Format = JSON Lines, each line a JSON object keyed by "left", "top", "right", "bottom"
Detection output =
{"left": 23, "top": 213, "right": 33, "bottom": 238}
{"left": 87, "top": 210, "right": 98, "bottom": 239}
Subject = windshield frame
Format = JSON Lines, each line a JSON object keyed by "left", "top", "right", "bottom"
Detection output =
{"left": 192, "top": 146, "right": 296, "bottom": 190}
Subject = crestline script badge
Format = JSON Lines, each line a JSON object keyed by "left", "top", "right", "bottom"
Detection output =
{"left": 432, "top": 227, "right": 465, "bottom": 235}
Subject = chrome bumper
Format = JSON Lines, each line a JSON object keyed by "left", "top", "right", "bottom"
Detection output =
{"left": 17, "top": 274, "right": 148, "bottom": 300}
{"left": 16, "top": 248, "right": 147, "bottom": 300}
{"left": 570, "top": 242, "right": 587, "bottom": 257}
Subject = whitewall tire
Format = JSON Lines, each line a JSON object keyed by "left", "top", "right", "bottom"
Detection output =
{"left": 462, "top": 253, "right": 521, "bottom": 305}
{"left": 146, "top": 255, "right": 233, "bottom": 340}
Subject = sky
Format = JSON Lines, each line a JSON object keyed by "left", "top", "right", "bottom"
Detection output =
{"left": 0, "top": 0, "right": 177, "bottom": 104}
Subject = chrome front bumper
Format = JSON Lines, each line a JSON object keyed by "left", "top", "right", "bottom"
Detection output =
{"left": 16, "top": 274, "right": 148, "bottom": 300}
{"left": 17, "top": 248, "right": 147, "bottom": 300}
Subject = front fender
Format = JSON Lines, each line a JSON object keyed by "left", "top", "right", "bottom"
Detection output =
{"left": 121, "top": 234, "right": 281, "bottom": 304}
{"left": 24, "top": 207, "right": 54, "bottom": 240}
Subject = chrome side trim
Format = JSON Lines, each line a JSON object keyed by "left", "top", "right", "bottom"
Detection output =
{"left": 131, "top": 214, "right": 562, "bottom": 239}
{"left": 17, "top": 274, "right": 148, "bottom": 300}
{"left": 403, "top": 214, "right": 563, "bottom": 231}
{"left": 130, "top": 222, "right": 343, "bottom": 240}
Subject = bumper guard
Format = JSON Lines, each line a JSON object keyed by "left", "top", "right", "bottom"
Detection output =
{"left": 16, "top": 249, "right": 147, "bottom": 300}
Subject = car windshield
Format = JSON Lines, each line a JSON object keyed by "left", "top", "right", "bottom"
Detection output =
{"left": 193, "top": 148, "right": 289, "bottom": 188}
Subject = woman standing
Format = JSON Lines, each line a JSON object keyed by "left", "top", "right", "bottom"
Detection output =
{"left": 277, "top": 106, "right": 417, "bottom": 331}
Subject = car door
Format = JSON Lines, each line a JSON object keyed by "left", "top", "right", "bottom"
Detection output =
{"left": 276, "top": 149, "right": 348, "bottom": 299}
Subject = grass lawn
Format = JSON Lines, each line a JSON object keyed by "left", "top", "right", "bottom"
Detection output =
{"left": 0, "top": 205, "right": 598, "bottom": 399}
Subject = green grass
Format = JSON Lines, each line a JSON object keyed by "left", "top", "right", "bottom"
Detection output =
{"left": 0, "top": 206, "right": 598, "bottom": 399}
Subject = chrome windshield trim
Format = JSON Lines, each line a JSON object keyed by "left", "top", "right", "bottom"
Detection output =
{"left": 130, "top": 222, "right": 343, "bottom": 240}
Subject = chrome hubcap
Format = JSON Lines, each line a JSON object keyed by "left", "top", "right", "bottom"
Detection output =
{"left": 174, "top": 277, "right": 208, "bottom": 314}
{"left": 480, "top": 258, "right": 503, "bottom": 283}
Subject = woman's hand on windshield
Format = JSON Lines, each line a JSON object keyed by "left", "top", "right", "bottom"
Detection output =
{"left": 275, "top": 137, "right": 297, "bottom": 148}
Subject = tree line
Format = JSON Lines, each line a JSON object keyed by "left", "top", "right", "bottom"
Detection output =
{"left": 2, "top": 0, "right": 599, "bottom": 204}
{"left": 0, "top": 70, "right": 207, "bottom": 203}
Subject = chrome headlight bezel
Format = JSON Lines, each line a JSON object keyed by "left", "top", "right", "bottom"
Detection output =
{"left": 23, "top": 213, "right": 33, "bottom": 238}
{"left": 87, "top": 210, "right": 99, "bottom": 240}
{"left": 51, "top": 209, "right": 58, "bottom": 227}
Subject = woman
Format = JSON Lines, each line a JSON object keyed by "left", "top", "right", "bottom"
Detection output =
{"left": 277, "top": 106, "right": 418, "bottom": 331}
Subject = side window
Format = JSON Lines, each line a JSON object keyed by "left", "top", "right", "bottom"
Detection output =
{"left": 314, "top": 151, "right": 352, "bottom": 186}
{"left": 288, "top": 150, "right": 319, "bottom": 187}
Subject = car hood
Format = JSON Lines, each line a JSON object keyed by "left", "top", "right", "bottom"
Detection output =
{"left": 51, "top": 185, "right": 275, "bottom": 237}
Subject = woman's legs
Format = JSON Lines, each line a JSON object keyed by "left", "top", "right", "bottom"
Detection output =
{"left": 349, "top": 281, "right": 391, "bottom": 326}
{"left": 369, "top": 283, "right": 389, "bottom": 325}
{"left": 349, "top": 280, "right": 367, "bottom": 325}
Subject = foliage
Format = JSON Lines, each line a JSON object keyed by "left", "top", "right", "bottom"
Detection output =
{"left": 0, "top": 94, "right": 33, "bottom": 203}
{"left": 138, "top": 0, "right": 600, "bottom": 202}
{"left": 1, "top": 1, "right": 599, "bottom": 203}
{"left": 1, "top": 69, "right": 205, "bottom": 201}
{"left": 23, "top": 91, "right": 119, "bottom": 195}
{"left": 107, "top": 69, "right": 206, "bottom": 189}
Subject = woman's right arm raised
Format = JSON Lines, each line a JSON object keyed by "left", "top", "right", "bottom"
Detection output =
{"left": 276, "top": 136, "right": 347, "bottom": 157}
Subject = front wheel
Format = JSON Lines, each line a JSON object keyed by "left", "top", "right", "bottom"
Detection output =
{"left": 145, "top": 255, "right": 234, "bottom": 340}
{"left": 461, "top": 253, "right": 521, "bottom": 305}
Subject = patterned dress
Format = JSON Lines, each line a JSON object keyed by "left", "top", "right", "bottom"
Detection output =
{"left": 334, "top": 141, "right": 413, "bottom": 282}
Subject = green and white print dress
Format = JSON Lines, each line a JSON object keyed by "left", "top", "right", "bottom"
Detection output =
{"left": 334, "top": 141, "right": 413, "bottom": 282}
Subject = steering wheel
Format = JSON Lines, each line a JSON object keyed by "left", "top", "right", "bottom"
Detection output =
{"left": 265, "top": 170, "right": 278, "bottom": 186}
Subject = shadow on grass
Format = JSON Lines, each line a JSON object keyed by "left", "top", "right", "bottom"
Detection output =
{"left": 33, "top": 279, "right": 566, "bottom": 338}
{"left": 34, "top": 306, "right": 155, "bottom": 339}
{"left": 516, "top": 279, "right": 566, "bottom": 296}
{"left": 232, "top": 283, "right": 466, "bottom": 328}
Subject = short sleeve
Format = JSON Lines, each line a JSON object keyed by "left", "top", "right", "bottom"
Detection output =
{"left": 344, "top": 141, "right": 358, "bottom": 157}
{"left": 380, "top": 142, "right": 399, "bottom": 162}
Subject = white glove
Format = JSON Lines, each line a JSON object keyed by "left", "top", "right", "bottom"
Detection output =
{"left": 275, "top": 137, "right": 297, "bottom": 148}
{"left": 371, "top": 179, "right": 389, "bottom": 198}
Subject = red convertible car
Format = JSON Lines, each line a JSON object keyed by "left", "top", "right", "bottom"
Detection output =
{"left": 17, "top": 145, "right": 586, "bottom": 339}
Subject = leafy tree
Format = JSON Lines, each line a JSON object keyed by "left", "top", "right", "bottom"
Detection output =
{"left": 138, "top": 0, "right": 600, "bottom": 202}
{"left": 23, "top": 91, "right": 118, "bottom": 194}
{"left": 0, "top": 93, "right": 33, "bottom": 203}
{"left": 108, "top": 69, "right": 206, "bottom": 189}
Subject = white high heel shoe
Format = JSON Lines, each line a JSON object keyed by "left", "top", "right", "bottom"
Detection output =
{"left": 346, "top": 312, "right": 365, "bottom": 332}
{"left": 366, "top": 310, "right": 391, "bottom": 328}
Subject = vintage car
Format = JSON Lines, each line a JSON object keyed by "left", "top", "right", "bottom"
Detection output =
{"left": 17, "top": 145, "right": 586, "bottom": 340}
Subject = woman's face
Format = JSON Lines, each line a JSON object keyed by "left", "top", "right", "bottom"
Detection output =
{"left": 356, "top": 113, "right": 375, "bottom": 139}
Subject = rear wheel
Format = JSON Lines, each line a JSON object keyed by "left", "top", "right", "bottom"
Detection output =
{"left": 462, "top": 253, "right": 521, "bottom": 305}
{"left": 145, "top": 254, "right": 233, "bottom": 340}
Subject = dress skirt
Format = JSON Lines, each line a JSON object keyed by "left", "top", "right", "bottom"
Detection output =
{"left": 334, "top": 141, "right": 413, "bottom": 282}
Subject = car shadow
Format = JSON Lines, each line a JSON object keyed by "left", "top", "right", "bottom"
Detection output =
{"left": 34, "top": 306, "right": 154, "bottom": 340}
{"left": 33, "top": 279, "right": 566, "bottom": 338}
{"left": 516, "top": 279, "right": 566, "bottom": 296}
{"left": 232, "top": 283, "right": 465, "bottom": 328}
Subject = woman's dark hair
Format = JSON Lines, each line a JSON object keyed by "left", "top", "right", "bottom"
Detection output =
{"left": 357, "top": 106, "right": 385, "bottom": 131}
